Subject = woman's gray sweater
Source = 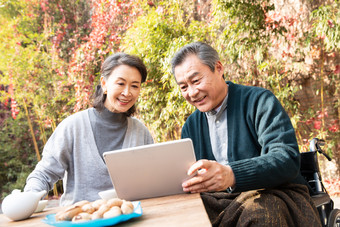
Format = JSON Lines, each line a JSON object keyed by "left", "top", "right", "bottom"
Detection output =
{"left": 24, "top": 108, "right": 153, "bottom": 206}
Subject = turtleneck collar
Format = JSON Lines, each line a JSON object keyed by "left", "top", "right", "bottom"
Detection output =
{"left": 93, "top": 107, "right": 127, "bottom": 123}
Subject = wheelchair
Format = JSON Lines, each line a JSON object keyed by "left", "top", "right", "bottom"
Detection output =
{"left": 300, "top": 138, "right": 340, "bottom": 227}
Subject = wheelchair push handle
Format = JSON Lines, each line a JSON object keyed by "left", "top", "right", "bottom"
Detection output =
{"left": 309, "top": 138, "right": 332, "bottom": 161}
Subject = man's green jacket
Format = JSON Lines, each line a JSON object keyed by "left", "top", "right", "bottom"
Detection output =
{"left": 181, "top": 81, "right": 307, "bottom": 192}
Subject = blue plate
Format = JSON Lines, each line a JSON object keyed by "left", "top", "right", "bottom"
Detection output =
{"left": 42, "top": 201, "right": 142, "bottom": 227}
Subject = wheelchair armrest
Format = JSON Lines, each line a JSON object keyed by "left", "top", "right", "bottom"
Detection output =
{"left": 311, "top": 192, "right": 331, "bottom": 207}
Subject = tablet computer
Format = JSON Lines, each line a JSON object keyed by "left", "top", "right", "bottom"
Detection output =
{"left": 103, "top": 138, "right": 196, "bottom": 201}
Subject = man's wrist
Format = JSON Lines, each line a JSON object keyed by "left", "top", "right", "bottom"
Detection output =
{"left": 226, "top": 186, "right": 235, "bottom": 193}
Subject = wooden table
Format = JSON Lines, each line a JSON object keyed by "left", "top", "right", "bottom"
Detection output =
{"left": 0, "top": 193, "right": 211, "bottom": 227}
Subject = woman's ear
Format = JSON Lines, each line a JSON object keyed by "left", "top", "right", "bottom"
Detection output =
{"left": 100, "top": 76, "right": 106, "bottom": 93}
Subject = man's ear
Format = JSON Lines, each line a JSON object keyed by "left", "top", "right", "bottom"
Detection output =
{"left": 215, "top": 61, "right": 224, "bottom": 77}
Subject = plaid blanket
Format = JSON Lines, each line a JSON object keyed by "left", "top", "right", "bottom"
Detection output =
{"left": 201, "top": 184, "right": 321, "bottom": 227}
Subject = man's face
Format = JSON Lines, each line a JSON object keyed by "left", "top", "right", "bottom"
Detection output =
{"left": 174, "top": 54, "right": 227, "bottom": 112}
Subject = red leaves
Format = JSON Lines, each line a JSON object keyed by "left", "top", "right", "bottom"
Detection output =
{"left": 144, "top": 79, "right": 153, "bottom": 85}
{"left": 317, "top": 110, "right": 328, "bottom": 119}
{"left": 334, "top": 65, "right": 340, "bottom": 74}
{"left": 10, "top": 98, "right": 19, "bottom": 120}
{"left": 327, "top": 20, "right": 334, "bottom": 28}
{"left": 40, "top": 1, "right": 48, "bottom": 12}
{"left": 324, "top": 178, "right": 340, "bottom": 197}
{"left": 265, "top": 11, "right": 283, "bottom": 25}
{"left": 304, "top": 109, "right": 339, "bottom": 133}
{"left": 147, "top": 1, "right": 155, "bottom": 7}
{"left": 66, "top": 0, "right": 143, "bottom": 112}
{"left": 313, "top": 120, "right": 322, "bottom": 130}
{"left": 6, "top": 78, "right": 19, "bottom": 119}
{"left": 328, "top": 120, "right": 339, "bottom": 132}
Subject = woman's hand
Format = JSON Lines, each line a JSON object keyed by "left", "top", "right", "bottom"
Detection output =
{"left": 182, "top": 159, "right": 235, "bottom": 193}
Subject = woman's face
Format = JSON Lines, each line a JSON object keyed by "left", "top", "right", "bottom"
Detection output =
{"left": 101, "top": 64, "right": 142, "bottom": 113}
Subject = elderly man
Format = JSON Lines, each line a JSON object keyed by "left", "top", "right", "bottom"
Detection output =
{"left": 171, "top": 41, "right": 321, "bottom": 226}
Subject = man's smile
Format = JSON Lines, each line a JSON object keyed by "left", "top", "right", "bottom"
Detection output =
{"left": 192, "top": 96, "right": 207, "bottom": 105}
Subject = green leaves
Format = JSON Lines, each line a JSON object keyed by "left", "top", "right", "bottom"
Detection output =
{"left": 212, "top": 0, "right": 274, "bottom": 63}
{"left": 121, "top": 1, "right": 208, "bottom": 141}
{"left": 1, "top": 0, "right": 339, "bottom": 198}
{"left": 0, "top": 0, "right": 74, "bottom": 198}
{"left": 310, "top": 1, "right": 340, "bottom": 51}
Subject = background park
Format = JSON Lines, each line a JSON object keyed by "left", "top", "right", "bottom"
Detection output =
{"left": 0, "top": 0, "right": 339, "bottom": 202}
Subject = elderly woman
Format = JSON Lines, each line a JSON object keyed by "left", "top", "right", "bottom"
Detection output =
{"left": 24, "top": 53, "right": 154, "bottom": 206}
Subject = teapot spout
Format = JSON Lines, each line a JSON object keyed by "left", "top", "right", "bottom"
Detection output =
{"left": 35, "top": 190, "right": 47, "bottom": 200}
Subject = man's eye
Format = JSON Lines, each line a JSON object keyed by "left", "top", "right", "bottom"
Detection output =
{"left": 180, "top": 86, "right": 187, "bottom": 90}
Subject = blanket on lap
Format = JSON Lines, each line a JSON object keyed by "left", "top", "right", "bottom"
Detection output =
{"left": 200, "top": 184, "right": 322, "bottom": 227}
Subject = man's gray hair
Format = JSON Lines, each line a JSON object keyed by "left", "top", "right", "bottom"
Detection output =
{"left": 171, "top": 42, "right": 220, "bottom": 75}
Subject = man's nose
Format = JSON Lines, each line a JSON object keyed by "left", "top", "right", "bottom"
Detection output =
{"left": 188, "top": 86, "right": 198, "bottom": 97}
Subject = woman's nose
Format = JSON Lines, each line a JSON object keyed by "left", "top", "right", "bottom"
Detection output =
{"left": 122, "top": 86, "right": 132, "bottom": 96}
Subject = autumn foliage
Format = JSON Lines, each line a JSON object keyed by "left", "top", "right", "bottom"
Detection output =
{"left": 0, "top": 0, "right": 339, "bottom": 198}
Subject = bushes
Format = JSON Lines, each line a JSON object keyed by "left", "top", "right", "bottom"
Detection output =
{"left": 120, "top": 1, "right": 211, "bottom": 141}
{"left": 0, "top": 0, "right": 76, "bottom": 199}
{"left": 0, "top": 111, "right": 39, "bottom": 197}
{"left": 0, "top": 0, "right": 339, "bottom": 200}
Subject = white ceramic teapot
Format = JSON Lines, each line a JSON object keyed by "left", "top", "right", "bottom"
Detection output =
{"left": 2, "top": 189, "right": 47, "bottom": 221}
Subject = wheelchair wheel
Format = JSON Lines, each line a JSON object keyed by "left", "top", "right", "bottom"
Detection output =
{"left": 327, "top": 209, "right": 340, "bottom": 227}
